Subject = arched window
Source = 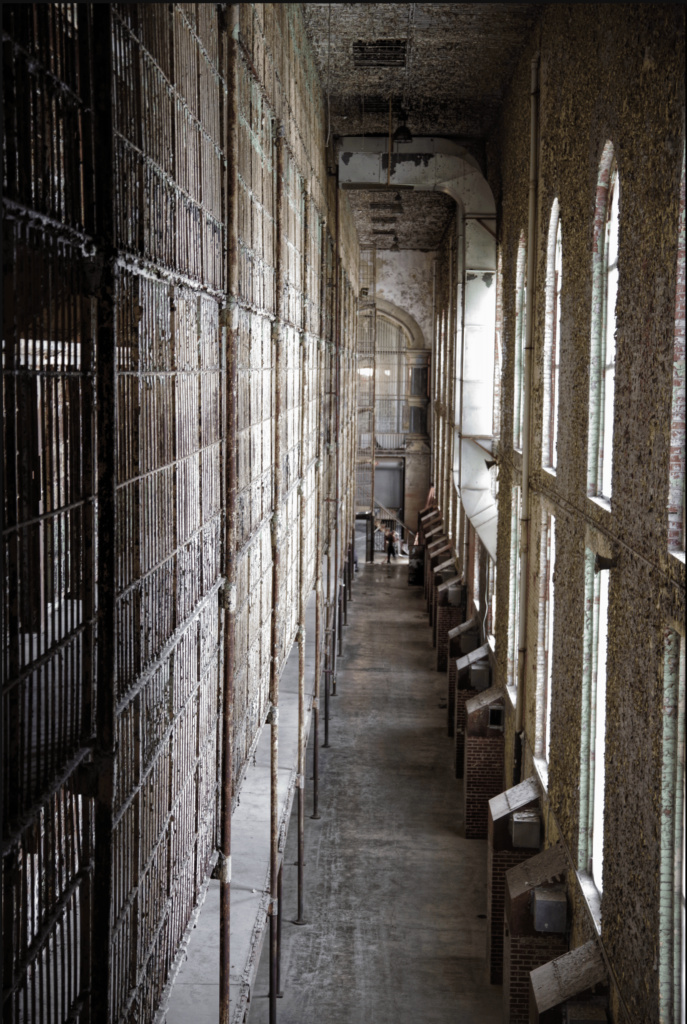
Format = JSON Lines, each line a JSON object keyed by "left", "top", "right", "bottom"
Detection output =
{"left": 543, "top": 201, "right": 562, "bottom": 471}
{"left": 588, "top": 142, "right": 620, "bottom": 501}
{"left": 513, "top": 233, "right": 527, "bottom": 450}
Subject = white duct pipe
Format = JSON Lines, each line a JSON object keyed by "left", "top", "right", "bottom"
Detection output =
{"left": 515, "top": 53, "right": 540, "bottom": 738}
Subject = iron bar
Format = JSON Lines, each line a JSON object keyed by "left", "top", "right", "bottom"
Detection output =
{"left": 268, "top": 122, "right": 286, "bottom": 1024}
{"left": 219, "top": 8, "right": 239, "bottom": 1020}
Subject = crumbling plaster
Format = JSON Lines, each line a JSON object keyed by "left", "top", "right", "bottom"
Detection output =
{"left": 374, "top": 249, "right": 436, "bottom": 349}
{"left": 489, "top": 4, "right": 685, "bottom": 1020}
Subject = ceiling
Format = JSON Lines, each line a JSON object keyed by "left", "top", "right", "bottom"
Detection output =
{"left": 303, "top": 2, "right": 541, "bottom": 249}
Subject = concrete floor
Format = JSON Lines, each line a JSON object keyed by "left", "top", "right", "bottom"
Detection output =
{"left": 248, "top": 559, "right": 502, "bottom": 1024}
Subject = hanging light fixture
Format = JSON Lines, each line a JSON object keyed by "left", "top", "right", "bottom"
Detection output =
{"left": 392, "top": 110, "right": 413, "bottom": 144}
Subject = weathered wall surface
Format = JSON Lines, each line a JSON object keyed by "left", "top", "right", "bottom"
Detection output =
{"left": 375, "top": 249, "right": 437, "bottom": 349}
{"left": 489, "top": 5, "right": 685, "bottom": 1020}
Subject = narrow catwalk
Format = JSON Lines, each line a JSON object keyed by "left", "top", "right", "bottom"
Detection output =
{"left": 249, "top": 560, "right": 502, "bottom": 1024}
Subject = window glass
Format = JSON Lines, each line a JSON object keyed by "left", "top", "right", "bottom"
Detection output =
{"left": 668, "top": 152, "right": 686, "bottom": 553}
{"left": 659, "top": 631, "right": 685, "bottom": 1022}
{"left": 543, "top": 203, "right": 562, "bottom": 470}
{"left": 600, "top": 170, "right": 620, "bottom": 498}
{"left": 545, "top": 517, "right": 556, "bottom": 761}
{"left": 591, "top": 567, "right": 609, "bottom": 890}
{"left": 513, "top": 235, "right": 527, "bottom": 450}
{"left": 587, "top": 142, "right": 619, "bottom": 501}
{"left": 507, "top": 486, "right": 522, "bottom": 689}
{"left": 579, "top": 547, "right": 611, "bottom": 897}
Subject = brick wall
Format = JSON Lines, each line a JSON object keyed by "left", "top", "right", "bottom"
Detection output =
{"left": 447, "top": 650, "right": 458, "bottom": 737}
{"left": 464, "top": 736, "right": 505, "bottom": 838}
{"left": 436, "top": 605, "right": 461, "bottom": 672}
{"left": 503, "top": 931, "right": 567, "bottom": 1023}
{"left": 487, "top": 847, "right": 534, "bottom": 984}
{"left": 454, "top": 685, "right": 479, "bottom": 777}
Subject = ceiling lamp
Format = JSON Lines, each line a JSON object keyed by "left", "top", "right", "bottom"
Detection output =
{"left": 392, "top": 112, "right": 412, "bottom": 144}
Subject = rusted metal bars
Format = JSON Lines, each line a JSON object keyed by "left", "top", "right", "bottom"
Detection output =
{"left": 219, "top": 6, "right": 239, "bottom": 1022}
{"left": 311, "top": 217, "right": 326, "bottom": 817}
{"left": 295, "top": 181, "right": 308, "bottom": 925}
{"left": 91, "top": 5, "right": 116, "bottom": 1020}
{"left": 269, "top": 121, "right": 286, "bottom": 1024}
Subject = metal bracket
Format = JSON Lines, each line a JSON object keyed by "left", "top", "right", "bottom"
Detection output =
{"left": 268, "top": 898, "right": 279, "bottom": 917}
{"left": 296, "top": 774, "right": 304, "bottom": 789}
{"left": 266, "top": 705, "right": 279, "bottom": 725}
{"left": 312, "top": 697, "right": 319, "bottom": 710}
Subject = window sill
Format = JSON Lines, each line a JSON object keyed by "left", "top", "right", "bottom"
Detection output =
{"left": 575, "top": 868, "right": 602, "bottom": 937}
{"left": 506, "top": 684, "right": 518, "bottom": 710}
{"left": 669, "top": 549, "right": 686, "bottom": 565}
{"left": 542, "top": 465, "right": 557, "bottom": 479}
{"left": 533, "top": 755, "right": 549, "bottom": 793}
{"left": 588, "top": 494, "right": 612, "bottom": 515}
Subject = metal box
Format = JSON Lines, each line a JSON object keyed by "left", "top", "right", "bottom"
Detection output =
{"left": 532, "top": 885, "right": 567, "bottom": 933}
{"left": 565, "top": 1004, "right": 607, "bottom": 1023}
{"left": 509, "top": 810, "right": 541, "bottom": 848}
{"left": 470, "top": 660, "right": 490, "bottom": 692}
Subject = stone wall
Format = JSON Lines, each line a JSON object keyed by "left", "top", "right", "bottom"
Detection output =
{"left": 489, "top": 5, "right": 685, "bottom": 1020}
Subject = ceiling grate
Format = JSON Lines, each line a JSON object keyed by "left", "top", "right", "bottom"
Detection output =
{"left": 352, "top": 39, "right": 407, "bottom": 68}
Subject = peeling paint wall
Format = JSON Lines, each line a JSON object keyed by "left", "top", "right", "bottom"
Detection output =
{"left": 489, "top": 5, "right": 685, "bottom": 1020}
{"left": 375, "top": 249, "right": 437, "bottom": 349}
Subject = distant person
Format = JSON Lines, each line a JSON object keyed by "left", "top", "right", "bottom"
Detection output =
{"left": 385, "top": 528, "right": 396, "bottom": 563}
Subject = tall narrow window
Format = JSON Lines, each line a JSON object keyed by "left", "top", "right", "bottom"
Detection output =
{"left": 507, "top": 485, "right": 522, "bottom": 689}
{"left": 588, "top": 143, "right": 620, "bottom": 501}
{"left": 513, "top": 234, "right": 527, "bottom": 449}
{"left": 668, "top": 152, "right": 686, "bottom": 556}
{"left": 659, "top": 631, "right": 685, "bottom": 1024}
{"left": 543, "top": 202, "right": 562, "bottom": 471}
{"left": 536, "top": 511, "right": 556, "bottom": 763}
{"left": 579, "top": 548, "right": 611, "bottom": 894}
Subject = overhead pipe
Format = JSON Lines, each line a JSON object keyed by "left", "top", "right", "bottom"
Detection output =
{"left": 514, "top": 53, "right": 540, "bottom": 782}
{"left": 219, "top": 7, "right": 239, "bottom": 1022}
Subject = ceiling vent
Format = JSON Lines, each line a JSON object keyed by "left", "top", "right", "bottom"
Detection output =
{"left": 352, "top": 39, "right": 407, "bottom": 68}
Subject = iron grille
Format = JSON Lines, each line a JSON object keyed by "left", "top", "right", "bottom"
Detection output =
{"left": 352, "top": 39, "right": 407, "bottom": 68}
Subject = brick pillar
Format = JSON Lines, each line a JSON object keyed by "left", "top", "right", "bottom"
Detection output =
{"left": 486, "top": 777, "right": 541, "bottom": 985}
{"left": 463, "top": 688, "right": 506, "bottom": 838}
{"left": 453, "top": 684, "right": 478, "bottom": 776}
{"left": 504, "top": 932, "right": 568, "bottom": 1023}
{"left": 503, "top": 843, "right": 569, "bottom": 1024}
{"left": 447, "top": 643, "right": 457, "bottom": 736}
{"left": 464, "top": 735, "right": 504, "bottom": 837}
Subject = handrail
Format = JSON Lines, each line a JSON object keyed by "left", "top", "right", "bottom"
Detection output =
{"left": 372, "top": 498, "right": 413, "bottom": 536}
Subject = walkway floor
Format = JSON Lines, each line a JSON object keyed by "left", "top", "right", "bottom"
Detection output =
{"left": 248, "top": 560, "right": 502, "bottom": 1024}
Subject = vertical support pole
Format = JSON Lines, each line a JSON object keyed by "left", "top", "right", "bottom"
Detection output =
{"left": 269, "top": 121, "right": 286, "bottom": 1024}
{"left": 333, "top": 167, "right": 341, "bottom": 678}
{"left": 91, "top": 6, "right": 115, "bottom": 1020}
{"left": 276, "top": 863, "right": 283, "bottom": 996}
{"left": 514, "top": 54, "right": 540, "bottom": 780}
{"left": 311, "top": 219, "right": 326, "bottom": 818}
{"left": 220, "top": 9, "right": 239, "bottom": 1023}
{"left": 295, "top": 181, "right": 308, "bottom": 925}
{"left": 343, "top": 562, "right": 348, "bottom": 624}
